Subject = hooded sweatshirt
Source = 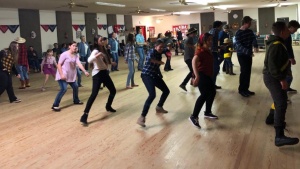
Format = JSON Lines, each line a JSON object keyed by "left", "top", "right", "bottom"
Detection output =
{"left": 263, "top": 35, "right": 289, "bottom": 81}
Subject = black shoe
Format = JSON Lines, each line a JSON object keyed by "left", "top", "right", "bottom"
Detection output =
{"left": 265, "top": 109, "right": 274, "bottom": 125}
{"left": 52, "top": 106, "right": 61, "bottom": 111}
{"left": 204, "top": 112, "right": 218, "bottom": 119}
{"left": 106, "top": 106, "right": 116, "bottom": 112}
{"left": 115, "top": 69, "right": 119, "bottom": 71}
{"left": 275, "top": 136, "right": 299, "bottom": 147}
{"left": 239, "top": 91, "right": 250, "bottom": 97}
{"left": 287, "top": 88, "right": 297, "bottom": 93}
{"left": 179, "top": 84, "right": 187, "bottom": 92}
{"left": 164, "top": 69, "right": 169, "bottom": 72}
{"left": 189, "top": 116, "right": 201, "bottom": 128}
{"left": 215, "top": 85, "right": 222, "bottom": 90}
{"left": 169, "top": 68, "right": 174, "bottom": 71}
{"left": 80, "top": 113, "right": 88, "bottom": 125}
{"left": 246, "top": 90, "right": 255, "bottom": 95}
{"left": 10, "top": 98, "right": 21, "bottom": 103}
{"left": 78, "top": 84, "right": 83, "bottom": 87}
{"left": 74, "top": 101, "right": 84, "bottom": 105}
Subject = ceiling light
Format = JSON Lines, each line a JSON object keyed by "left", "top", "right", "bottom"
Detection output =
{"left": 95, "top": 2, "right": 125, "bottom": 7}
{"left": 173, "top": 12, "right": 190, "bottom": 15}
{"left": 150, "top": 8, "right": 166, "bottom": 12}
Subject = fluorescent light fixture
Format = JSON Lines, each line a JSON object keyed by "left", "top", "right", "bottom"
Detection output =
{"left": 95, "top": 2, "right": 125, "bottom": 7}
{"left": 150, "top": 8, "right": 166, "bottom": 12}
{"left": 173, "top": 12, "right": 190, "bottom": 15}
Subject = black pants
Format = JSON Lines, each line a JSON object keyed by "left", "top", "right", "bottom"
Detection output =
{"left": 192, "top": 73, "right": 216, "bottom": 117}
{"left": 237, "top": 54, "right": 252, "bottom": 92}
{"left": 84, "top": 70, "right": 116, "bottom": 113}
{"left": 80, "top": 56, "right": 89, "bottom": 71}
{"left": 181, "top": 59, "right": 193, "bottom": 86}
{"left": 263, "top": 73, "right": 287, "bottom": 127}
{"left": 0, "top": 70, "right": 17, "bottom": 102}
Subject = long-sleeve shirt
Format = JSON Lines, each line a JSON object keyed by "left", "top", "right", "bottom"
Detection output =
{"left": 235, "top": 29, "right": 258, "bottom": 56}
{"left": 88, "top": 49, "right": 110, "bottom": 76}
{"left": 209, "top": 28, "right": 220, "bottom": 52}
{"left": 55, "top": 51, "right": 80, "bottom": 82}
{"left": 141, "top": 48, "right": 163, "bottom": 78}
{"left": 0, "top": 50, "right": 18, "bottom": 75}
{"left": 284, "top": 34, "right": 294, "bottom": 59}
{"left": 124, "top": 43, "right": 137, "bottom": 61}
{"left": 195, "top": 48, "right": 213, "bottom": 77}
{"left": 18, "top": 43, "right": 28, "bottom": 66}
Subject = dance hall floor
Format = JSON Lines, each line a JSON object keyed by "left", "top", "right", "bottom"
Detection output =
{"left": 1, "top": 47, "right": 300, "bottom": 169}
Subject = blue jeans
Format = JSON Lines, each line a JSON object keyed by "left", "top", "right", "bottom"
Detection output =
{"left": 16, "top": 65, "right": 29, "bottom": 80}
{"left": 126, "top": 59, "right": 135, "bottom": 86}
{"left": 224, "top": 58, "right": 233, "bottom": 68}
{"left": 137, "top": 47, "right": 145, "bottom": 70}
{"left": 53, "top": 80, "right": 80, "bottom": 107}
{"left": 111, "top": 52, "right": 119, "bottom": 70}
{"left": 76, "top": 67, "right": 82, "bottom": 86}
{"left": 141, "top": 75, "right": 170, "bottom": 117}
{"left": 212, "top": 52, "right": 220, "bottom": 84}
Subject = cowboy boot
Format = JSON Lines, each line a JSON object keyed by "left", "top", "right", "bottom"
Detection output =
{"left": 226, "top": 67, "right": 229, "bottom": 74}
{"left": 19, "top": 80, "right": 26, "bottom": 89}
{"left": 25, "top": 79, "right": 31, "bottom": 87}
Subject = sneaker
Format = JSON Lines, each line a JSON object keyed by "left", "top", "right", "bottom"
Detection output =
{"left": 78, "top": 84, "right": 83, "bottom": 87}
{"left": 126, "top": 86, "right": 133, "bottom": 89}
{"left": 131, "top": 84, "right": 139, "bottom": 87}
{"left": 189, "top": 116, "right": 201, "bottom": 128}
{"left": 287, "top": 88, "right": 297, "bottom": 93}
{"left": 239, "top": 91, "right": 250, "bottom": 97}
{"left": 204, "top": 112, "right": 218, "bottom": 119}
{"left": 179, "top": 84, "right": 187, "bottom": 92}
{"left": 137, "top": 116, "right": 146, "bottom": 127}
{"left": 275, "top": 136, "right": 299, "bottom": 147}
{"left": 74, "top": 101, "right": 84, "bottom": 105}
{"left": 156, "top": 106, "right": 168, "bottom": 113}
{"left": 11, "top": 98, "right": 21, "bottom": 103}
{"left": 246, "top": 90, "right": 255, "bottom": 95}
{"left": 52, "top": 106, "right": 61, "bottom": 111}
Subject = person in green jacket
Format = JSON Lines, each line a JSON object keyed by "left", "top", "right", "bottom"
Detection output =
{"left": 263, "top": 21, "right": 299, "bottom": 147}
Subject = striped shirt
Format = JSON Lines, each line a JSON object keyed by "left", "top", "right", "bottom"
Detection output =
{"left": 141, "top": 49, "right": 162, "bottom": 78}
{"left": 235, "top": 29, "right": 258, "bottom": 56}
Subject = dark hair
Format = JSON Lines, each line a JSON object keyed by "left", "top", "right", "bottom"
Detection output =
{"left": 288, "top": 20, "right": 300, "bottom": 29}
{"left": 127, "top": 33, "right": 135, "bottom": 44}
{"left": 155, "top": 39, "right": 164, "bottom": 46}
{"left": 213, "top": 21, "right": 223, "bottom": 28}
{"left": 198, "top": 33, "right": 212, "bottom": 47}
{"left": 9, "top": 41, "right": 18, "bottom": 63}
{"left": 46, "top": 49, "right": 53, "bottom": 53}
{"left": 93, "top": 35, "right": 102, "bottom": 50}
{"left": 242, "top": 16, "right": 252, "bottom": 25}
{"left": 157, "top": 33, "right": 163, "bottom": 39}
{"left": 68, "top": 41, "right": 77, "bottom": 47}
{"left": 272, "top": 21, "right": 287, "bottom": 36}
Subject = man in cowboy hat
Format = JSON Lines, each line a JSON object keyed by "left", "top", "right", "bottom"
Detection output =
{"left": 179, "top": 27, "right": 198, "bottom": 92}
{"left": 15, "top": 37, "right": 31, "bottom": 89}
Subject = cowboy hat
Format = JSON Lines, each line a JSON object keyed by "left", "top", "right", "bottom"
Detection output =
{"left": 223, "top": 38, "right": 231, "bottom": 44}
{"left": 15, "top": 37, "right": 26, "bottom": 43}
{"left": 186, "top": 28, "right": 197, "bottom": 36}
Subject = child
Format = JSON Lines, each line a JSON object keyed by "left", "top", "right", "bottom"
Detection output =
{"left": 41, "top": 49, "right": 58, "bottom": 91}
{"left": 164, "top": 43, "right": 173, "bottom": 71}
{"left": 223, "top": 38, "right": 236, "bottom": 75}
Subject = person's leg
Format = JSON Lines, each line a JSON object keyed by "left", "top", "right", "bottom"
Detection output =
{"left": 83, "top": 72, "right": 102, "bottom": 113}
{"left": 244, "top": 55, "right": 252, "bottom": 91}
{"left": 0, "top": 71, "right": 8, "bottom": 96}
{"left": 42, "top": 74, "right": 49, "bottom": 89}
{"left": 16, "top": 65, "right": 26, "bottom": 89}
{"left": 69, "top": 81, "right": 80, "bottom": 104}
{"left": 154, "top": 78, "right": 170, "bottom": 109}
{"left": 4, "top": 72, "right": 18, "bottom": 102}
{"left": 115, "top": 53, "right": 119, "bottom": 70}
{"left": 141, "top": 75, "right": 156, "bottom": 117}
{"left": 204, "top": 77, "right": 218, "bottom": 118}
{"left": 102, "top": 71, "right": 117, "bottom": 111}
{"left": 76, "top": 67, "right": 82, "bottom": 86}
{"left": 164, "top": 58, "right": 171, "bottom": 71}
{"left": 23, "top": 66, "right": 30, "bottom": 87}
{"left": 180, "top": 59, "right": 193, "bottom": 90}
{"left": 137, "top": 48, "right": 145, "bottom": 70}
{"left": 52, "top": 80, "right": 68, "bottom": 108}
{"left": 126, "top": 60, "right": 134, "bottom": 87}
{"left": 212, "top": 52, "right": 220, "bottom": 86}
{"left": 237, "top": 54, "right": 251, "bottom": 96}
{"left": 131, "top": 61, "right": 136, "bottom": 86}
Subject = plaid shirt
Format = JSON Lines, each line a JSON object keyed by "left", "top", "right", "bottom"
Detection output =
{"left": 141, "top": 49, "right": 162, "bottom": 78}
{"left": 124, "top": 43, "right": 137, "bottom": 61}
{"left": 18, "top": 43, "right": 28, "bottom": 66}
{"left": 0, "top": 50, "right": 18, "bottom": 75}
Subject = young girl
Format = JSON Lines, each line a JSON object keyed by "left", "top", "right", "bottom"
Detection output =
{"left": 189, "top": 33, "right": 218, "bottom": 129}
{"left": 124, "top": 33, "right": 139, "bottom": 89}
{"left": 80, "top": 35, "right": 117, "bottom": 125}
{"left": 41, "top": 49, "right": 57, "bottom": 91}
{"left": 51, "top": 41, "right": 89, "bottom": 111}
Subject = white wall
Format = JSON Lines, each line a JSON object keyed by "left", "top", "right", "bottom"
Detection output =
{"left": 71, "top": 12, "right": 86, "bottom": 42}
{"left": 97, "top": 13, "right": 108, "bottom": 37}
{"left": 243, "top": 8, "right": 259, "bottom": 32}
{"left": 116, "top": 14, "right": 125, "bottom": 42}
{"left": 39, "top": 10, "right": 57, "bottom": 53}
{"left": 275, "top": 4, "right": 298, "bottom": 22}
{"left": 0, "top": 8, "right": 20, "bottom": 50}
{"left": 215, "top": 11, "right": 229, "bottom": 24}
{"left": 132, "top": 15, "right": 154, "bottom": 39}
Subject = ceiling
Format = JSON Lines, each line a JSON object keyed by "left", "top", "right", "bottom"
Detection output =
{"left": 0, "top": 0, "right": 298, "bottom": 16}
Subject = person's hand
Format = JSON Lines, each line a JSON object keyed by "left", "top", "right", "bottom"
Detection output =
{"left": 60, "top": 75, "right": 66, "bottom": 80}
{"left": 290, "top": 58, "right": 296, "bottom": 65}
{"left": 193, "top": 76, "right": 199, "bottom": 87}
{"left": 95, "top": 52, "right": 102, "bottom": 58}
{"left": 253, "top": 48, "right": 259, "bottom": 53}
{"left": 16, "top": 74, "right": 21, "bottom": 79}
{"left": 111, "top": 62, "right": 117, "bottom": 66}
{"left": 84, "top": 71, "right": 89, "bottom": 77}
{"left": 280, "top": 80, "right": 288, "bottom": 90}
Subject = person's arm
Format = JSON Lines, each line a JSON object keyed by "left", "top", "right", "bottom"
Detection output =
{"left": 88, "top": 50, "right": 101, "bottom": 63}
{"left": 124, "top": 45, "right": 128, "bottom": 63}
{"left": 40, "top": 58, "right": 45, "bottom": 74}
{"left": 235, "top": 31, "right": 251, "bottom": 55}
{"left": 268, "top": 44, "right": 288, "bottom": 81}
{"left": 76, "top": 56, "right": 89, "bottom": 77}
{"left": 192, "top": 54, "right": 200, "bottom": 86}
{"left": 285, "top": 35, "right": 296, "bottom": 64}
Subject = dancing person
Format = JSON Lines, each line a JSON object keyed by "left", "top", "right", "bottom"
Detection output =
{"left": 40, "top": 49, "right": 57, "bottom": 91}
{"left": 80, "top": 35, "right": 117, "bottom": 125}
{"left": 51, "top": 41, "right": 89, "bottom": 111}
{"left": 15, "top": 37, "right": 30, "bottom": 89}
{"left": 0, "top": 41, "right": 21, "bottom": 103}
{"left": 189, "top": 33, "right": 218, "bottom": 129}
{"left": 137, "top": 39, "right": 170, "bottom": 127}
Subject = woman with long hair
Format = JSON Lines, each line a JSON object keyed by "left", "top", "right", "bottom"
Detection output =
{"left": 189, "top": 33, "right": 218, "bottom": 129}
{"left": 124, "top": 33, "right": 139, "bottom": 89}
{"left": 0, "top": 41, "right": 21, "bottom": 103}
{"left": 51, "top": 41, "right": 89, "bottom": 111}
{"left": 80, "top": 35, "right": 117, "bottom": 125}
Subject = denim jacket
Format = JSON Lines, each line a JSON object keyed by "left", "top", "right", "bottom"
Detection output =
{"left": 108, "top": 38, "right": 119, "bottom": 53}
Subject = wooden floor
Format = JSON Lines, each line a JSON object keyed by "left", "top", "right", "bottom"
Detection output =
{"left": 1, "top": 47, "right": 300, "bottom": 169}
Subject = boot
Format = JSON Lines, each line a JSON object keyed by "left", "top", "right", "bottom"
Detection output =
{"left": 19, "top": 80, "right": 26, "bottom": 89}
{"left": 225, "top": 67, "right": 229, "bottom": 74}
{"left": 229, "top": 66, "right": 236, "bottom": 75}
{"left": 275, "top": 127, "right": 299, "bottom": 147}
{"left": 265, "top": 108, "right": 274, "bottom": 125}
{"left": 25, "top": 79, "right": 31, "bottom": 87}
{"left": 80, "top": 113, "right": 88, "bottom": 125}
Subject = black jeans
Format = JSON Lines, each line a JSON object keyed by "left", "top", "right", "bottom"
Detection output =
{"left": 181, "top": 59, "right": 193, "bottom": 86}
{"left": 263, "top": 73, "right": 287, "bottom": 127}
{"left": 141, "top": 75, "right": 170, "bottom": 117}
{"left": 0, "top": 70, "right": 17, "bottom": 102}
{"left": 237, "top": 54, "right": 252, "bottom": 92}
{"left": 80, "top": 56, "right": 89, "bottom": 71}
{"left": 84, "top": 70, "right": 116, "bottom": 113}
{"left": 164, "top": 58, "right": 171, "bottom": 70}
{"left": 192, "top": 72, "right": 216, "bottom": 117}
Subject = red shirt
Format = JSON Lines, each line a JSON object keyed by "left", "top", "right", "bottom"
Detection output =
{"left": 18, "top": 43, "right": 28, "bottom": 66}
{"left": 195, "top": 48, "right": 213, "bottom": 77}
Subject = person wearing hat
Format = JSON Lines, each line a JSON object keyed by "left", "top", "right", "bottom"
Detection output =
{"left": 235, "top": 16, "right": 258, "bottom": 97}
{"left": 179, "top": 27, "right": 198, "bottom": 92}
{"left": 219, "top": 24, "right": 230, "bottom": 72}
{"left": 0, "top": 41, "right": 22, "bottom": 103}
{"left": 15, "top": 37, "right": 30, "bottom": 89}
{"left": 223, "top": 38, "right": 235, "bottom": 75}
